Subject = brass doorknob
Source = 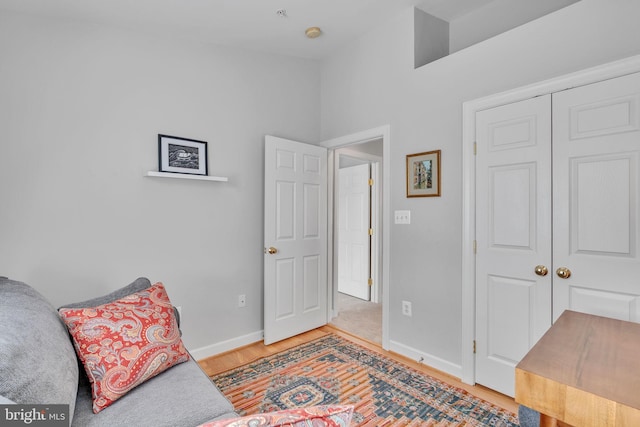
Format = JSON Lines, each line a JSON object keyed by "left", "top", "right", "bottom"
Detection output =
{"left": 267, "top": 247, "right": 278, "bottom": 255}
{"left": 556, "top": 267, "right": 571, "bottom": 279}
{"left": 534, "top": 265, "right": 548, "bottom": 276}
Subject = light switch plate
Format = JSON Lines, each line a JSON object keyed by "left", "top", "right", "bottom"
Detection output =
{"left": 394, "top": 210, "right": 411, "bottom": 224}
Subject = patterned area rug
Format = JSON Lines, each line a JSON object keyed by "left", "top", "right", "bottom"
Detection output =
{"left": 211, "top": 334, "right": 519, "bottom": 426}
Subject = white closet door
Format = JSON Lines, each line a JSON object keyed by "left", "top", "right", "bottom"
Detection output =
{"left": 475, "top": 95, "right": 552, "bottom": 397}
{"left": 553, "top": 72, "right": 640, "bottom": 322}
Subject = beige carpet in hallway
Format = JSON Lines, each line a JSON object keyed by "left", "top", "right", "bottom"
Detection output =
{"left": 330, "top": 292, "right": 382, "bottom": 344}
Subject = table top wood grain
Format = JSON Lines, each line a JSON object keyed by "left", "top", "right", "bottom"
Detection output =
{"left": 515, "top": 310, "right": 640, "bottom": 426}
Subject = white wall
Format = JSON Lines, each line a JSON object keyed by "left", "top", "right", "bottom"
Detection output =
{"left": 449, "top": 0, "right": 580, "bottom": 53}
{"left": 320, "top": 0, "right": 640, "bottom": 375}
{"left": 0, "top": 10, "right": 321, "bottom": 353}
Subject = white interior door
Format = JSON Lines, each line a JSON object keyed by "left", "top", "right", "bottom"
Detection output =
{"left": 475, "top": 95, "right": 552, "bottom": 397}
{"left": 338, "top": 163, "right": 371, "bottom": 301}
{"left": 552, "top": 72, "right": 640, "bottom": 322}
{"left": 264, "top": 135, "right": 328, "bottom": 345}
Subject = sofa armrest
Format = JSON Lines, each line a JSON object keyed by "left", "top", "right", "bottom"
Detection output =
{"left": 0, "top": 395, "right": 16, "bottom": 404}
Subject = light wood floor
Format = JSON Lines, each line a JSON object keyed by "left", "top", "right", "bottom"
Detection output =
{"left": 198, "top": 324, "right": 518, "bottom": 415}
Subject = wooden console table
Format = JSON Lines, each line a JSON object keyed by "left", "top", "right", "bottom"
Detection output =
{"left": 515, "top": 310, "right": 640, "bottom": 427}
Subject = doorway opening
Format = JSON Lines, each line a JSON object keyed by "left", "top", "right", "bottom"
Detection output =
{"left": 329, "top": 141, "right": 383, "bottom": 344}
{"left": 322, "top": 125, "right": 390, "bottom": 349}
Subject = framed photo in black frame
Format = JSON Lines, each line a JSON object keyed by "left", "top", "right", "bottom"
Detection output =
{"left": 158, "top": 134, "right": 208, "bottom": 176}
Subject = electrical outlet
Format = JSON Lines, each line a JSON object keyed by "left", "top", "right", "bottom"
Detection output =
{"left": 238, "top": 294, "right": 246, "bottom": 307}
{"left": 402, "top": 300, "right": 412, "bottom": 316}
{"left": 394, "top": 210, "right": 411, "bottom": 224}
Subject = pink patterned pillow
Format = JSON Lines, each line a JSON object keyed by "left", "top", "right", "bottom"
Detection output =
{"left": 58, "top": 282, "right": 189, "bottom": 413}
{"left": 199, "top": 405, "right": 354, "bottom": 427}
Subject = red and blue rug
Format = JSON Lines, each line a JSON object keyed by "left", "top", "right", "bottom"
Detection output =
{"left": 211, "top": 334, "right": 519, "bottom": 426}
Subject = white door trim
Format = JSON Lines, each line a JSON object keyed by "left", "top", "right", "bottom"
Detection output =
{"left": 322, "top": 125, "right": 391, "bottom": 350}
{"left": 461, "top": 54, "right": 640, "bottom": 385}
{"left": 370, "top": 161, "right": 381, "bottom": 304}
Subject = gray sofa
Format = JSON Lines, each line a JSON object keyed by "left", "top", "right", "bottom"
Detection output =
{"left": 0, "top": 276, "right": 238, "bottom": 426}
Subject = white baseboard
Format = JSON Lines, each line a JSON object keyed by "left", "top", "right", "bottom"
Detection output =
{"left": 190, "top": 330, "right": 264, "bottom": 361}
{"left": 389, "top": 340, "right": 463, "bottom": 379}
{"left": 190, "top": 331, "right": 462, "bottom": 380}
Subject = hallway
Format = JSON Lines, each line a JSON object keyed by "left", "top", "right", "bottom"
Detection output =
{"left": 330, "top": 292, "right": 382, "bottom": 344}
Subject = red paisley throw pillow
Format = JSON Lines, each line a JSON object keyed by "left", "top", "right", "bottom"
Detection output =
{"left": 59, "top": 282, "right": 189, "bottom": 413}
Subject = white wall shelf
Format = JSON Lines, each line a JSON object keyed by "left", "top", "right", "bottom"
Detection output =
{"left": 145, "top": 171, "right": 228, "bottom": 182}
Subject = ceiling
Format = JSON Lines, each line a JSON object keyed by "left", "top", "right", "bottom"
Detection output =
{"left": 0, "top": 0, "right": 497, "bottom": 59}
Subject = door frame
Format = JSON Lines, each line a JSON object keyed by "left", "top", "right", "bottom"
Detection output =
{"left": 461, "top": 54, "right": 640, "bottom": 385}
{"left": 322, "top": 125, "right": 391, "bottom": 350}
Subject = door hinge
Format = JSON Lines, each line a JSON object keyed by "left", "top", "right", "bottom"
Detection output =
{"left": 474, "top": 142, "right": 477, "bottom": 155}
{"left": 473, "top": 340, "right": 477, "bottom": 354}
{"left": 368, "top": 278, "right": 373, "bottom": 286}
{"left": 369, "top": 228, "right": 374, "bottom": 236}
{"left": 368, "top": 178, "right": 374, "bottom": 186}
{"left": 473, "top": 240, "right": 477, "bottom": 254}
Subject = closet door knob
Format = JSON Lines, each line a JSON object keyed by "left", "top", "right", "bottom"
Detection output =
{"left": 534, "top": 265, "right": 548, "bottom": 276}
{"left": 556, "top": 267, "right": 571, "bottom": 279}
{"left": 266, "top": 247, "right": 278, "bottom": 255}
